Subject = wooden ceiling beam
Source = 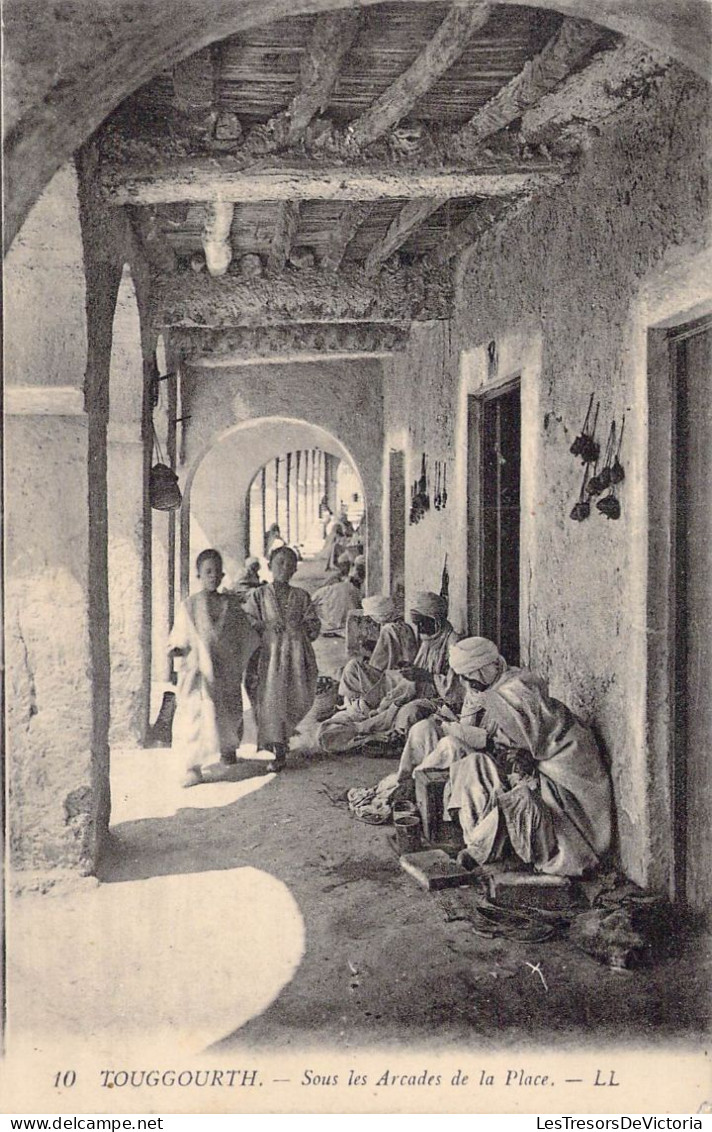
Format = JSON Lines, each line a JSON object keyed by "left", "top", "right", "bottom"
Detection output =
{"left": 446, "top": 17, "right": 608, "bottom": 159}
{"left": 427, "top": 197, "right": 520, "bottom": 265}
{"left": 347, "top": 3, "right": 491, "bottom": 150}
{"left": 321, "top": 202, "right": 375, "bottom": 272}
{"left": 364, "top": 197, "right": 446, "bottom": 275}
{"left": 101, "top": 162, "right": 562, "bottom": 206}
{"left": 364, "top": 19, "right": 605, "bottom": 272}
{"left": 281, "top": 11, "right": 364, "bottom": 146}
{"left": 314, "top": 2, "right": 489, "bottom": 256}
{"left": 267, "top": 201, "right": 301, "bottom": 273}
{"left": 519, "top": 39, "right": 674, "bottom": 149}
{"left": 173, "top": 47, "right": 214, "bottom": 118}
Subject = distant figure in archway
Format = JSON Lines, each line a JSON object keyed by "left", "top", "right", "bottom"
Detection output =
{"left": 244, "top": 546, "right": 321, "bottom": 771}
{"left": 320, "top": 512, "right": 355, "bottom": 571}
{"left": 264, "top": 522, "right": 285, "bottom": 558}
{"left": 231, "top": 556, "right": 264, "bottom": 603}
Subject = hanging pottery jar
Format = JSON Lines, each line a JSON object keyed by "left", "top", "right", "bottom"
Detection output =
{"left": 150, "top": 463, "right": 182, "bottom": 511}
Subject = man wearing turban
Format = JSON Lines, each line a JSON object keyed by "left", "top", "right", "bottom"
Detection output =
{"left": 309, "top": 567, "right": 363, "bottom": 633}
{"left": 392, "top": 591, "right": 464, "bottom": 726}
{"left": 400, "top": 636, "right": 613, "bottom": 877}
{"left": 396, "top": 636, "right": 504, "bottom": 782}
{"left": 316, "top": 593, "right": 417, "bottom": 753}
{"left": 316, "top": 590, "right": 461, "bottom": 754}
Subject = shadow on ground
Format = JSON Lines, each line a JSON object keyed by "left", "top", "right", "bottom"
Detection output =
{"left": 101, "top": 744, "right": 711, "bottom": 1052}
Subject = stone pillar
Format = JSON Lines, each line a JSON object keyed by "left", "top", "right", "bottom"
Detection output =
{"left": 5, "top": 394, "right": 96, "bottom": 876}
{"left": 108, "top": 265, "right": 148, "bottom": 745}
{"left": 285, "top": 451, "right": 293, "bottom": 543}
{"left": 294, "top": 451, "right": 303, "bottom": 544}
{"left": 4, "top": 163, "right": 118, "bottom": 877}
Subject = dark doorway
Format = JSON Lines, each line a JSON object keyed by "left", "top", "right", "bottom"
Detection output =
{"left": 469, "top": 381, "right": 521, "bottom": 665}
{"left": 389, "top": 449, "right": 406, "bottom": 595}
{"left": 670, "top": 316, "right": 712, "bottom": 910}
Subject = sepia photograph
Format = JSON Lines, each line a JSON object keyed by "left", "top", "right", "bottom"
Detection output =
{"left": 2, "top": 0, "right": 710, "bottom": 1116}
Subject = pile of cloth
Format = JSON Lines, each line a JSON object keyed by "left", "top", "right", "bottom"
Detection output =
{"left": 569, "top": 874, "right": 677, "bottom": 969}
{"left": 346, "top": 772, "right": 400, "bottom": 824}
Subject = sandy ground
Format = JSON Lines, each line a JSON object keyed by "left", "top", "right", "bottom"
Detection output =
{"left": 7, "top": 557, "right": 710, "bottom": 1060}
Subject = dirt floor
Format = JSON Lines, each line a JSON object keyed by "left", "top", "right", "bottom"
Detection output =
{"left": 9, "top": 557, "right": 710, "bottom": 1060}
{"left": 100, "top": 741, "right": 710, "bottom": 1054}
{"left": 103, "top": 555, "right": 710, "bottom": 1053}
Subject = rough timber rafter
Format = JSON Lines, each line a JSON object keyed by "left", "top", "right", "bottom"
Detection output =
{"left": 321, "top": 203, "right": 375, "bottom": 272}
{"left": 275, "top": 10, "right": 364, "bottom": 148}
{"left": 172, "top": 47, "right": 214, "bottom": 123}
{"left": 364, "top": 198, "right": 446, "bottom": 275}
{"left": 445, "top": 18, "right": 607, "bottom": 159}
{"left": 346, "top": 2, "right": 491, "bottom": 150}
{"left": 315, "top": 2, "right": 489, "bottom": 259}
{"left": 168, "top": 323, "right": 409, "bottom": 364}
{"left": 100, "top": 161, "right": 563, "bottom": 206}
{"left": 267, "top": 201, "right": 301, "bottom": 273}
{"left": 154, "top": 262, "right": 452, "bottom": 328}
{"left": 519, "top": 39, "right": 674, "bottom": 148}
{"left": 368, "top": 18, "right": 606, "bottom": 273}
{"left": 427, "top": 197, "right": 519, "bottom": 265}
{"left": 201, "top": 201, "right": 234, "bottom": 276}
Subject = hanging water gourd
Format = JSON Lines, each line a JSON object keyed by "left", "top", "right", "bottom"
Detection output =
{"left": 150, "top": 463, "right": 182, "bottom": 511}
{"left": 595, "top": 414, "right": 624, "bottom": 520}
{"left": 596, "top": 492, "right": 621, "bottom": 520}
{"left": 150, "top": 421, "right": 182, "bottom": 511}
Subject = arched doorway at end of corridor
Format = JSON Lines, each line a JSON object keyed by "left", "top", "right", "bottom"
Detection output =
{"left": 180, "top": 416, "right": 371, "bottom": 598}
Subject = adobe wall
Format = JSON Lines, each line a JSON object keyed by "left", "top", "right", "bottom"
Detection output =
{"left": 4, "top": 166, "right": 98, "bottom": 876}
{"left": 384, "top": 64, "right": 711, "bottom": 889}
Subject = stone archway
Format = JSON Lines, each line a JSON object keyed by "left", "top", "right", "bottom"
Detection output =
{"left": 181, "top": 415, "right": 372, "bottom": 596}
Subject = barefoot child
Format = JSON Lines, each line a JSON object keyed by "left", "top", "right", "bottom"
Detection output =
{"left": 169, "top": 549, "right": 258, "bottom": 787}
{"left": 243, "top": 545, "right": 320, "bottom": 771}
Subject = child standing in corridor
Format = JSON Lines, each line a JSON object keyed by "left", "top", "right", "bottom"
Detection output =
{"left": 169, "top": 549, "right": 257, "bottom": 787}
{"left": 243, "top": 545, "right": 321, "bottom": 771}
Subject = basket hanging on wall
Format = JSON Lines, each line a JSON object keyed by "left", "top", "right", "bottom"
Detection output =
{"left": 150, "top": 423, "right": 182, "bottom": 511}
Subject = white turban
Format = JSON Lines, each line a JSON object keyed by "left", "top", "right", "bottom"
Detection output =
{"left": 410, "top": 591, "right": 448, "bottom": 620}
{"left": 362, "top": 594, "right": 398, "bottom": 624}
{"left": 449, "top": 637, "right": 505, "bottom": 684}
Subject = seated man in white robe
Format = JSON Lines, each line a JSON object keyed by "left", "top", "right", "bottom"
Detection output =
{"left": 399, "top": 636, "right": 613, "bottom": 877}
{"left": 316, "top": 594, "right": 417, "bottom": 753}
{"left": 311, "top": 572, "right": 362, "bottom": 634}
{"left": 317, "top": 592, "right": 458, "bottom": 754}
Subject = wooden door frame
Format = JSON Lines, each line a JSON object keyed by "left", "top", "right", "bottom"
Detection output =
{"left": 646, "top": 309, "right": 712, "bottom": 902}
{"left": 466, "top": 374, "right": 521, "bottom": 638}
{"left": 387, "top": 448, "right": 406, "bottom": 593}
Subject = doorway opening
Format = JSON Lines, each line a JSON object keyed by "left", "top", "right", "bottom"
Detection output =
{"left": 669, "top": 315, "right": 712, "bottom": 909}
{"left": 467, "top": 380, "right": 521, "bottom": 664}
{"left": 388, "top": 449, "right": 406, "bottom": 597}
